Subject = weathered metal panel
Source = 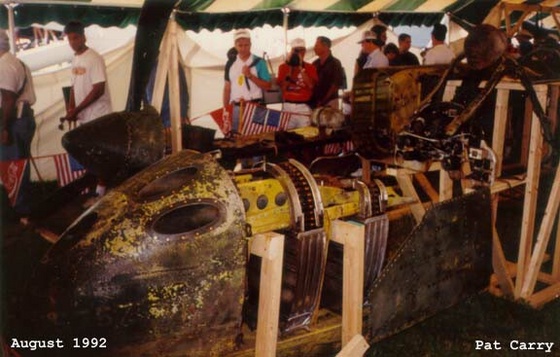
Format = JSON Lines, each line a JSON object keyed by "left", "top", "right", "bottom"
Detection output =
{"left": 20, "top": 151, "right": 247, "bottom": 356}
{"left": 368, "top": 188, "right": 493, "bottom": 342}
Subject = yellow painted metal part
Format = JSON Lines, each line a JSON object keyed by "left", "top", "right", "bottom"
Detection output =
{"left": 237, "top": 178, "right": 292, "bottom": 235}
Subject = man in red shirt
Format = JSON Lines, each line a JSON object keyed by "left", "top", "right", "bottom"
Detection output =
{"left": 277, "top": 38, "right": 318, "bottom": 129}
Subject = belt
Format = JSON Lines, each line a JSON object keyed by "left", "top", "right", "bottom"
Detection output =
{"left": 284, "top": 101, "right": 309, "bottom": 104}
{"left": 232, "top": 99, "right": 261, "bottom": 105}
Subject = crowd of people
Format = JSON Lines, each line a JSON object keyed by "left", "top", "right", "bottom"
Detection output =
{"left": 2, "top": 20, "right": 544, "bottom": 217}
{"left": 222, "top": 23, "right": 458, "bottom": 133}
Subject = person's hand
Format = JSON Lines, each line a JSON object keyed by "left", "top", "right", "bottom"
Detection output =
{"left": 62, "top": 108, "right": 78, "bottom": 123}
{"left": 241, "top": 65, "right": 251, "bottom": 77}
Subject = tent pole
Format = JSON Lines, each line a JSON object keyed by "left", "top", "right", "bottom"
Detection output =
{"left": 168, "top": 12, "right": 182, "bottom": 153}
{"left": 6, "top": 3, "right": 17, "bottom": 54}
{"left": 282, "top": 7, "right": 289, "bottom": 61}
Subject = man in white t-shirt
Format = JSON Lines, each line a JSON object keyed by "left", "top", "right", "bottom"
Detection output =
{"left": 222, "top": 29, "right": 271, "bottom": 134}
{"left": 62, "top": 21, "right": 112, "bottom": 125}
{"left": 423, "top": 24, "right": 455, "bottom": 65}
{"left": 62, "top": 21, "right": 112, "bottom": 197}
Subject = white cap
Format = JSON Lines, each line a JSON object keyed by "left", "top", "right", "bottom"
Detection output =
{"left": 290, "top": 38, "right": 306, "bottom": 49}
{"left": 358, "top": 30, "right": 380, "bottom": 44}
{"left": 233, "top": 29, "right": 251, "bottom": 41}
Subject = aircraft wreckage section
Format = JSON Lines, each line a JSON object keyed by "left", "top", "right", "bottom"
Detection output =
{"left": 8, "top": 25, "right": 560, "bottom": 357}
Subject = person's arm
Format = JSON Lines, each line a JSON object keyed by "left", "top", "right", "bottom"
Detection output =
{"left": 64, "top": 82, "right": 105, "bottom": 121}
{"left": 223, "top": 81, "right": 231, "bottom": 107}
{"left": 244, "top": 70, "right": 271, "bottom": 90}
{"left": 1, "top": 88, "right": 18, "bottom": 145}
{"left": 244, "top": 60, "right": 271, "bottom": 90}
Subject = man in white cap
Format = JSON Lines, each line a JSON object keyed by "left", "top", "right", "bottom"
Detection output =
{"left": 0, "top": 29, "right": 37, "bottom": 216}
{"left": 223, "top": 28, "right": 271, "bottom": 134}
{"left": 277, "top": 38, "right": 318, "bottom": 129}
{"left": 359, "top": 30, "right": 389, "bottom": 69}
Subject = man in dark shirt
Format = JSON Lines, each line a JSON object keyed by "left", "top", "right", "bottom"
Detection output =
{"left": 394, "top": 33, "right": 420, "bottom": 66}
{"left": 311, "top": 36, "right": 344, "bottom": 109}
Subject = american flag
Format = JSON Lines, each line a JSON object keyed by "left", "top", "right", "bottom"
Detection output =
{"left": 53, "top": 153, "right": 86, "bottom": 187}
{"left": 323, "top": 140, "right": 355, "bottom": 156}
{"left": 240, "top": 103, "right": 291, "bottom": 136}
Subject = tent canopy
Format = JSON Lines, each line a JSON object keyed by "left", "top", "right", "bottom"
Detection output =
{"left": 1, "top": 0, "right": 505, "bottom": 29}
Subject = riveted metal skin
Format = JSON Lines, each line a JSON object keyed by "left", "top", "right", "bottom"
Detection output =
{"left": 62, "top": 106, "right": 165, "bottom": 186}
{"left": 24, "top": 151, "right": 247, "bottom": 356}
{"left": 368, "top": 189, "right": 492, "bottom": 342}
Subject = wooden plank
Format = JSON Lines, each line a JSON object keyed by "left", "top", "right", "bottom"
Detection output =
{"left": 331, "top": 220, "right": 365, "bottom": 348}
{"left": 439, "top": 169, "right": 453, "bottom": 202}
{"left": 492, "top": 88, "right": 509, "bottom": 177}
{"left": 250, "top": 232, "right": 285, "bottom": 357}
{"left": 521, "top": 165, "right": 560, "bottom": 298}
{"left": 526, "top": 282, "right": 560, "bottom": 309}
{"left": 335, "top": 334, "right": 369, "bottom": 357}
{"left": 167, "top": 18, "right": 182, "bottom": 153}
{"left": 491, "top": 196, "right": 515, "bottom": 298}
{"left": 490, "top": 176, "right": 526, "bottom": 194}
{"left": 414, "top": 173, "right": 439, "bottom": 202}
{"left": 547, "top": 85, "right": 559, "bottom": 136}
{"left": 514, "top": 90, "right": 545, "bottom": 298}
{"left": 553, "top": 209, "right": 560, "bottom": 281}
{"left": 396, "top": 175, "right": 425, "bottom": 223}
{"left": 520, "top": 96, "right": 533, "bottom": 167}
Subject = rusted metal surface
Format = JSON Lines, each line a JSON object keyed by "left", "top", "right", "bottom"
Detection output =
{"left": 351, "top": 66, "right": 447, "bottom": 159}
{"left": 62, "top": 106, "right": 165, "bottom": 186}
{"left": 20, "top": 151, "right": 247, "bottom": 356}
{"left": 368, "top": 188, "right": 493, "bottom": 342}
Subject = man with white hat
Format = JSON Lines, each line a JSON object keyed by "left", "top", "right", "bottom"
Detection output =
{"left": 223, "top": 28, "right": 271, "bottom": 134}
{"left": 277, "top": 38, "right": 318, "bottom": 129}
{"left": 358, "top": 30, "right": 389, "bottom": 69}
{"left": 0, "top": 29, "right": 37, "bottom": 216}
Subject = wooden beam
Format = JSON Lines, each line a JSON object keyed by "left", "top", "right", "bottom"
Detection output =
{"left": 491, "top": 196, "right": 515, "bottom": 298}
{"left": 492, "top": 88, "right": 509, "bottom": 177}
{"left": 439, "top": 170, "right": 453, "bottom": 202}
{"left": 335, "top": 334, "right": 369, "bottom": 357}
{"left": 331, "top": 220, "right": 365, "bottom": 348}
{"left": 414, "top": 173, "right": 439, "bottom": 202}
{"left": 520, "top": 96, "right": 533, "bottom": 167}
{"left": 553, "top": 209, "right": 560, "bottom": 281}
{"left": 521, "top": 164, "right": 560, "bottom": 298}
{"left": 396, "top": 175, "right": 425, "bottom": 223}
{"left": 514, "top": 90, "right": 545, "bottom": 298}
{"left": 249, "top": 232, "right": 285, "bottom": 357}
{"left": 526, "top": 282, "right": 560, "bottom": 309}
{"left": 167, "top": 17, "right": 182, "bottom": 153}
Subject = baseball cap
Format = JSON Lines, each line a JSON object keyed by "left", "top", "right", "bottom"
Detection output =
{"left": 358, "top": 30, "right": 383, "bottom": 46}
{"left": 290, "top": 38, "right": 306, "bottom": 49}
{"left": 233, "top": 29, "right": 251, "bottom": 41}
